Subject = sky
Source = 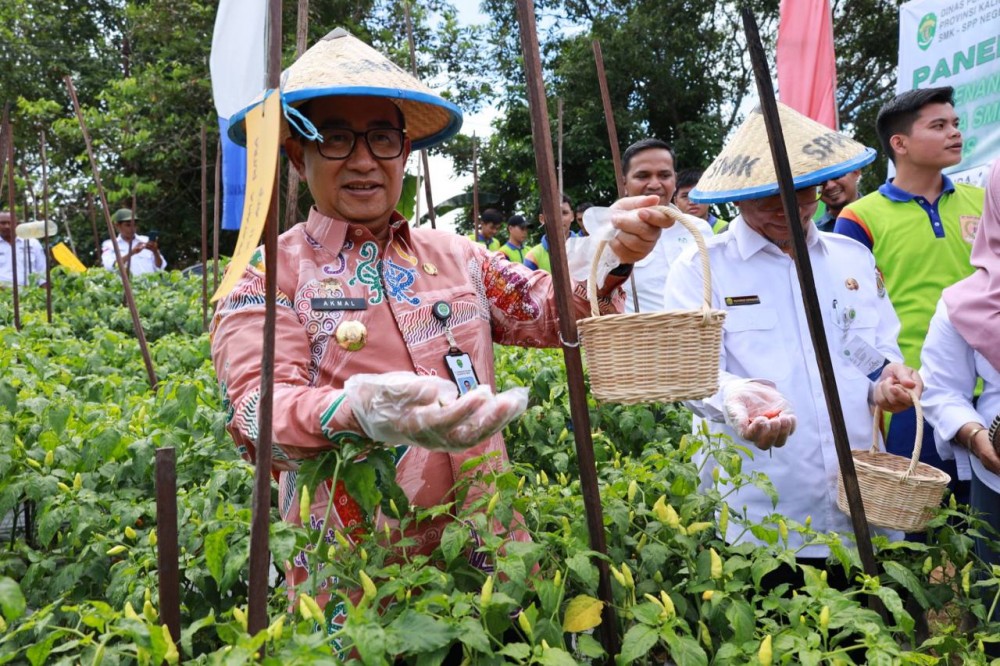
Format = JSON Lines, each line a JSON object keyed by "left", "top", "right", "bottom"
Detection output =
{"left": 410, "top": 0, "right": 497, "bottom": 233}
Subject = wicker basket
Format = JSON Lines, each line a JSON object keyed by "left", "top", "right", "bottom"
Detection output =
{"left": 836, "top": 390, "right": 951, "bottom": 532}
{"left": 578, "top": 205, "right": 726, "bottom": 404}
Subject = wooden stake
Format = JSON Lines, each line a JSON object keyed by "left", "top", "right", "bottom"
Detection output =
{"left": 40, "top": 131, "right": 52, "bottom": 323}
{"left": 201, "top": 126, "right": 209, "bottom": 331}
{"left": 155, "top": 448, "right": 182, "bottom": 652}
{"left": 65, "top": 76, "right": 158, "bottom": 390}
{"left": 213, "top": 139, "right": 221, "bottom": 293}
{"left": 514, "top": 1, "right": 619, "bottom": 658}
{"left": 5, "top": 121, "right": 20, "bottom": 332}
{"left": 740, "top": 5, "right": 886, "bottom": 618}
{"left": 592, "top": 41, "right": 641, "bottom": 314}
{"left": 557, "top": 97, "right": 564, "bottom": 196}
{"left": 247, "top": 0, "right": 282, "bottom": 638}
{"left": 472, "top": 133, "right": 480, "bottom": 241}
{"left": 403, "top": 1, "right": 437, "bottom": 229}
{"left": 283, "top": 0, "right": 309, "bottom": 231}
{"left": 86, "top": 193, "right": 101, "bottom": 263}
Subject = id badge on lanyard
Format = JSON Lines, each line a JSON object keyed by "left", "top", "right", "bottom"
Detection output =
{"left": 432, "top": 301, "right": 480, "bottom": 395}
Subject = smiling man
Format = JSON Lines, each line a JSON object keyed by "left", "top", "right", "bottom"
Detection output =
{"left": 815, "top": 169, "right": 860, "bottom": 232}
{"left": 211, "top": 28, "right": 673, "bottom": 629}
{"left": 834, "top": 87, "right": 984, "bottom": 496}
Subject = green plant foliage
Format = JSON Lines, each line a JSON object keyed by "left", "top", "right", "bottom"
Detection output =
{"left": 0, "top": 269, "right": 998, "bottom": 664}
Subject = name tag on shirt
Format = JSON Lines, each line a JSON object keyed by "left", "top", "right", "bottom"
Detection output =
{"left": 725, "top": 295, "right": 761, "bottom": 306}
{"left": 311, "top": 297, "right": 367, "bottom": 311}
{"left": 842, "top": 334, "right": 887, "bottom": 379}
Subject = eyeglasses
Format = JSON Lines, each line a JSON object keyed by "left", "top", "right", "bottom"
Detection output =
{"left": 313, "top": 127, "right": 406, "bottom": 160}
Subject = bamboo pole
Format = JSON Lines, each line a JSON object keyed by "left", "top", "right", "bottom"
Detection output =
{"left": 87, "top": 193, "right": 101, "bottom": 263}
{"left": 213, "top": 139, "right": 221, "bottom": 292}
{"left": 472, "top": 133, "right": 480, "bottom": 241}
{"left": 514, "top": 1, "right": 619, "bottom": 658}
{"left": 740, "top": 5, "right": 886, "bottom": 619}
{"left": 247, "top": 0, "right": 282, "bottom": 638}
{"left": 403, "top": 1, "right": 437, "bottom": 229}
{"left": 591, "top": 40, "right": 640, "bottom": 314}
{"left": 283, "top": 0, "right": 309, "bottom": 231}
{"left": 40, "top": 131, "right": 52, "bottom": 323}
{"left": 557, "top": 97, "right": 564, "bottom": 196}
{"left": 65, "top": 76, "right": 158, "bottom": 390}
{"left": 5, "top": 121, "right": 20, "bottom": 332}
{"left": 155, "top": 448, "right": 182, "bottom": 652}
{"left": 201, "top": 126, "right": 209, "bottom": 331}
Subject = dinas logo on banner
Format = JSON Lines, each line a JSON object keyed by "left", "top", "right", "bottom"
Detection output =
{"left": 899, "top": 0, "right": 1000, "bottom": 185}
{"left": 917, "top": 12, "right": 937, "bottom": 50}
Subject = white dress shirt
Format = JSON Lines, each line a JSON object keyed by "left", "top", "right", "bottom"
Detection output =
{"left": 920, "top": 299, "right": 1000, "bottom": 494}
{"left": 0, "top": 237, "right": 47, "bottom": 285}
{"left": 101, "top": 234, "right": 166, "bottom": 275}
{"left": 664, "top": 216, "right": 904, "bottom": 556}
{"left": 624, "top": 216, "right": 713, "bottom": 313}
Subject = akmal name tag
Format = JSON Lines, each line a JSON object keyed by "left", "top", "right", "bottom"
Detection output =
{"left": 311, "top": 297, "right": 368, "bottom": 311}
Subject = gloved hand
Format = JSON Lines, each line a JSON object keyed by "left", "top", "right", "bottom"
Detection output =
{"left": 344, "top": 372, "right": 529, "bottom": 452}
{"left": 722, "top": 379, "right": 797, "bottom": 450}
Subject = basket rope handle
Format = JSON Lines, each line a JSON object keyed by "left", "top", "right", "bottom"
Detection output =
{"left": 870, "top": 387, "right": 923, "bottom": 479}
{"left": 586, "top": 205, "right": 714, "bottom": 319}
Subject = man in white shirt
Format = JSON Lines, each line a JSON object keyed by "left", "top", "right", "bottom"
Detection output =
{"left": 620, "top": 139, "right": 713, "bottom": 313}
{"left": 0, "top": 210, "right": 47, "bottom": 286}
{"left": 102, "top": 208, "right": 166, "bottom": 276}
{"left": 664, "top": 103, "right": 922, "bottom": 584}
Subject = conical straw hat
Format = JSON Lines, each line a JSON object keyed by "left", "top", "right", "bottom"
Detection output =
{"left": 228, "top": 28, "right": 462, "bottom": 150}
{"left": 691, "top": 102, "right": 876, "bottom": 204}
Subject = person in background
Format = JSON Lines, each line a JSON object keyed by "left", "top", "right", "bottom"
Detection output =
{"left": 835, "top": 86, "right": 983, "bottom": 502}
{"left": 467, "top": 207, "right": 502, "bottom": 251}
{"left": 0, "top": 209, "right": 47, "bottom": 286}
{"left": 665, "top": 103, "right": 919, "bottom": 587}
{"left": 674, "top": 168, "right": 727, "bottom": 233}
{"left": 524, "top": 194, "right": 575, "bottom": 272}
{"left": 620, "top": 140, "right": 712, "bottom": 313}
{"left": 920, "top": 160, "right": 1000, "bottom": 635}
{"left": 499, "top": 214, "right": 530, "bottom": 264}
{"left": 102, "top": 208, "right": 165, "bottom": 276}
{"left": 815, "top": 170, "right": 861, "bottom": 232}
{"left": 575, "top": 201, "right": 594, "bottom": 235}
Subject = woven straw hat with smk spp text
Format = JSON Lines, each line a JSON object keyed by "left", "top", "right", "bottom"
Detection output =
{"left": 227, "top": 27, "right": 463, "bottom": 151}
{"left": 691, "top": 101, "right": 876, "bottom": 204}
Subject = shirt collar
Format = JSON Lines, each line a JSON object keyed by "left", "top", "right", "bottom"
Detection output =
{"left": 731, "top": 214, "right": 822, "bottom": 261}
{"left": 878, "top": 174, "right": 955, "bottom": 202}
{"left": 304, "top": 207, "right": 410, "bottom": 254}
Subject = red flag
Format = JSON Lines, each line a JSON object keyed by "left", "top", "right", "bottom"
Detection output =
{"left": 776, "top": 0, "right": 838, "bottom": 130}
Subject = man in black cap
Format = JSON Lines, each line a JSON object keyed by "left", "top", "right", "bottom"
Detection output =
{"left": 499, "top": 214, "right": 530, "bottom": 264}
{"left": 101, "top": 208, "right": 165, "bottom": 275}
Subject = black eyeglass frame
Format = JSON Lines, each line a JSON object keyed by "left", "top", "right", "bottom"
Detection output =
{"left": 312, "top": 127, "right": 407, "bottom": 160}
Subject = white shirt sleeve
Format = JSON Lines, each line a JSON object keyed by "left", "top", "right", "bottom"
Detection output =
{"left": 101, "top": 240, "right": 117, "bottom": 271}
{"left": 662, "top": 248, "right": 740, "bottom": 423}
{"left": 920, "top": 299, "right": 982, "bottom": 466}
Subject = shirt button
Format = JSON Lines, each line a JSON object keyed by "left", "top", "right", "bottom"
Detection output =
{"left": 354, "top": 229, "right": 363, "bottom": 237}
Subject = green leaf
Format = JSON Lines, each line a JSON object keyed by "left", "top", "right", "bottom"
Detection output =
{"left": 663, "top": 632, "right": 708, "bottom": 666}
{"left": 873, "top": 586, "right": 914, "bottom": 635}
{"left": 204, "top": 527, "right": 232, "bottom": 587}
{"left": 0, "top": 577, "right": 27, "bottom": 621}
{"left": 180, "top": 610, "right": 216, "bottom": 657}
{"left": 724, "top": 599, "right": 754, "bottom": 644}
{"left": 457, "top": 617, "right": 492, "bottom": 654}
{"left": 387, "top": 610, "right": 459, "bottom": 654}
{"left": 342, "top": 461, "right": 379, "bottom": 516}
{"left": 0, "top": 380, "right": 15, "bottom": 414}
{"left": 576, "top": 633, "right": 606, "bottom": 659}
{"left": 499, "top": 643, "right": 531, "bottom": 660}
{"left": 618, "top": 624, "right": 659, "bottom": 663}
{"left": 539, "top": 645, "right": 579, "bottom": 666}
{"left": 440, "top": 521, "right": 469, "bottom": 565}
{"left": 566, "top": 552, "right": 599, "bottom": 593}
{"left": 26, "top": 632, "right": 59, "bottom": 666}
{"left": 296, "top": 450, "right": 341, "bottom": 497}
{"left": 882, "top": 560, "right": 931, "bottom": 609}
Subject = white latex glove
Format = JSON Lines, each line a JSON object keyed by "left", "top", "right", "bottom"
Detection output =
{"left": 722, "top": 379, "right": 797, "bottom": 450}
{"left": 344, "top": 372, "right": 529, "bottom": 452}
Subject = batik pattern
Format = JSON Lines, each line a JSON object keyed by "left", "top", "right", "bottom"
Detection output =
{"left": 396, "top": 301, "right": 485, "bottom": 347}
{"left": 483, "top": 255, "right": 541, "bottom": 321}
{"left": 349, "top": 241, "right": 383, "bottom": 305}
{"left": 296, "top": 278, "right": 347, "bottom": 383}
{"left": 382, "top": 257, "right": 420, "bottom": 306}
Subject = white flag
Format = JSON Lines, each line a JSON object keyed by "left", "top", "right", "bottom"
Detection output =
{"left": 210, "top": 0, "right": 268, "bottom": 119}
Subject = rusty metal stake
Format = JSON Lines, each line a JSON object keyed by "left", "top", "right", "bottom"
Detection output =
{"left": 514, "top": 1, "right": 619, "bottom": 659}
